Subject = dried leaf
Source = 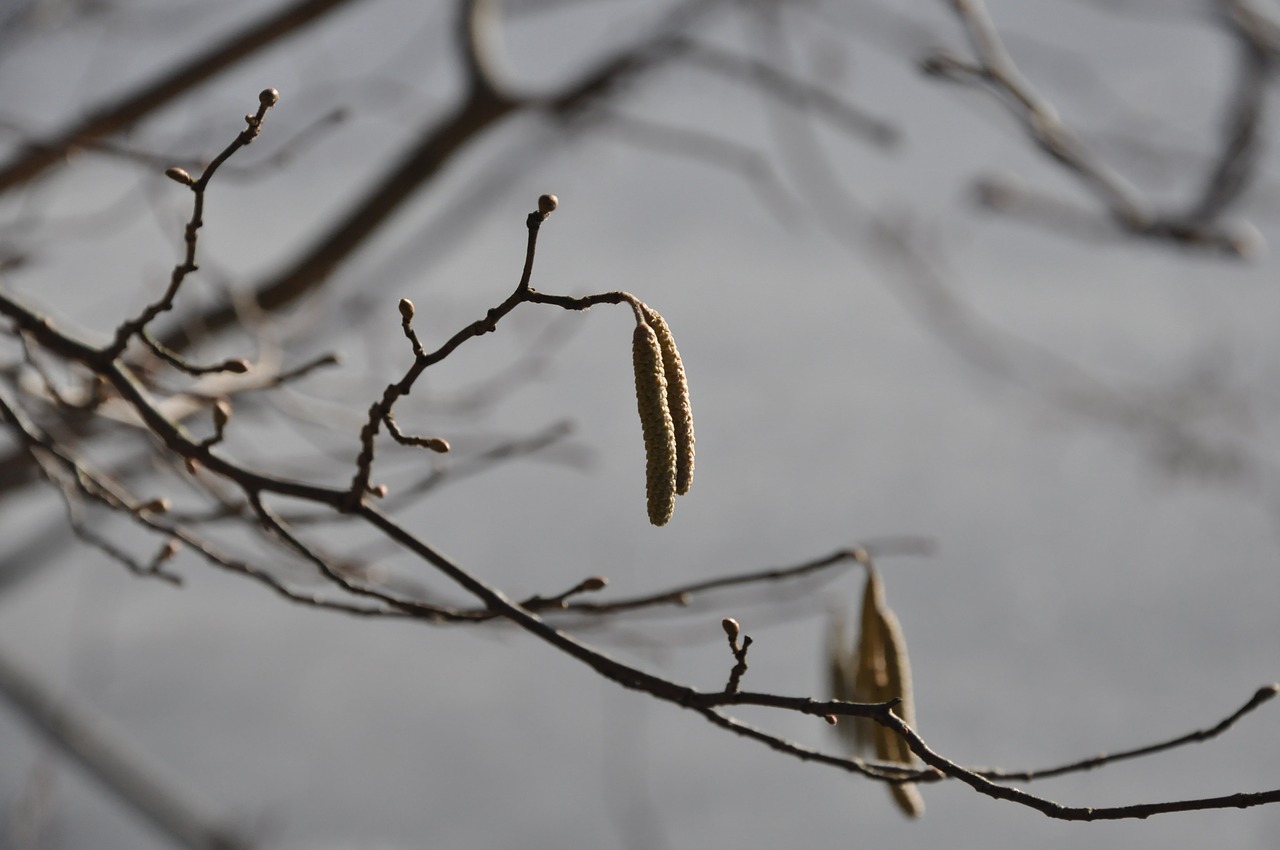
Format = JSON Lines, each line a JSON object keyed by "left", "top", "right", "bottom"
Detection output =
{"left": 842, "top": 565, "right": 925, "bottom": 817}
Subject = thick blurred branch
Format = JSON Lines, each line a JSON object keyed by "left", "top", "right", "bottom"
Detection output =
{"left": 0, "top": 649, "right": 250, "bottom": 850}
{"left": 0, "top": 0, "right": 362, "bottom": 194}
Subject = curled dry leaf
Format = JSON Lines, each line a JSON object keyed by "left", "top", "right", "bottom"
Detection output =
{"left": 828, "top": 565, "right": 925, "bottom": 818}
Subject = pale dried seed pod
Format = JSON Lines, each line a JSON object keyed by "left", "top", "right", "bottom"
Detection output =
{"left": 851, "top": 567, "right": 888, "bottom": 753}
{"left": 839, "top": 563, "right": 921, "bottom": 819}
{"left": 847, "top": 565, "right": 925, "bottom": 818}
{"left": 876, "top": 596, "right": 923, "bottom": 817}
{"left": 632, "top": 321, "right": 677, "bottom": 526}
{"left": 642, "top": 307, "right": 694, "bottom": 495}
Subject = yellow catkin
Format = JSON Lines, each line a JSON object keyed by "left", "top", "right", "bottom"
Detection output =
{"left": 848, "top": 566, "right": 925, "bottom": 818}
{"left": 632, "top": 321, "right": 677, "bottom": 526}
{"left": 642, "top": 307, "right": 694, "bottom": 496}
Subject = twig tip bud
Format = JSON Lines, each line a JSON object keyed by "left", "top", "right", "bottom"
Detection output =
{"left": 538, "top": 193, "right": 559, "bottom": 217}
{"left": 721, "top": 617, "right": 740, "bottom": 641}
{"left": 398, "top": 298, "right": 415, "bottom": 321}
{"left": 212, "top": 399, "right": 232, "bottom": 429}
{"left": 580, "top": 576, "right": 608, "bottom": 592}
{"left": 225, "top": 358, "right": 251, "bottom": 374}
{"left": 259, "top": 88, "right": 280, "bottom": 107}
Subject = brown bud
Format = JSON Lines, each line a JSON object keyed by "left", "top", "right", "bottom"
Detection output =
{"left": 212, "top": 399, "right": 232, "bottom": 430}
{"left": 824, "top": 714, "right": 838, "bottom": 726}
{"left": 159, "top": 539, "right": 182, "bottom": 561}
{"left": 139, "top": 498, "right": 171, "bottom": 514}
{"left": 398, "top": 298, "right": 415, "bottom": 321}
{"left": 164, "top": 167, "right": 194, "bottom": 186}
{"left": 184, "top": 457, "right": 200, "bottom": 475}
{"left": 579, "top": 576, "right": 608, "bottom": 593}
{"left": 538, "top": 193, "right": 558, "bottom": 217}
{"left": 224, "top": 358, "right": 251, "bottom": 374}
{"left": 370, "top": 483, "right": 389, "bottom": 499}
{"left": 721, "top": 617, "right": 740, "bottom": 641}
{"left": 259, "top": 88, "right": 280, "bottom": 107}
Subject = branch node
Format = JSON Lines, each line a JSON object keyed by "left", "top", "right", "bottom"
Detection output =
{"left": 200, "top": 399, "right": 232, "bottom": 448}
{"left": 723, "top": 617, "right": 751, "bottom": 693}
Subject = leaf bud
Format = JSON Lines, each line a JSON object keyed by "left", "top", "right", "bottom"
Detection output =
{"left": 140, "top": 498, "right": 171, "bottom": 514}
{"left": 164, "top": 167, "right": 194, "bottom": 186}
{"left": 259, "top": 88, "right": 280, "bottom": 107}
{"left": 398, "top": 298, "right": 415, "bottom": 321}
{"left": 537, "top": 193, "right": 558, "bottom": 217}
{"left": 212, "top": 399, "right": 232, "bottom": 430}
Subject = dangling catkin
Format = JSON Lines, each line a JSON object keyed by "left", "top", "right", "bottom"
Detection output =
{"left": 642, "top": 306, "right": 694, "bottom": 496}
{"left": 847, "top": 565, "right": 925, "bottom": 818}
{"left": 632, "top": 320, "right": 677, "bottom": 526}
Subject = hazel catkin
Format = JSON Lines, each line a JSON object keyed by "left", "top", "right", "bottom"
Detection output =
{"left": 642, "top": 307, "right": 694, "bottom": 496}
{"left": 632, "top": 321, "right": 677, "bottom": 526}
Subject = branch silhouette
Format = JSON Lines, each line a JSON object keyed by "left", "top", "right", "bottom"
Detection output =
{"left": 3, "top": 94, "right": 1277, "bottom": 825}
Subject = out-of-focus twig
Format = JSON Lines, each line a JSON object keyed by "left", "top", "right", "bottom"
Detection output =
{"left": 0, "top": 0, "right": 362, "bottom": 194}
{"left": 0, "top": 648, "right": 251, "bottom": 850}
{"left": 925, "top": 0, "right": 1270, "bottom": 254}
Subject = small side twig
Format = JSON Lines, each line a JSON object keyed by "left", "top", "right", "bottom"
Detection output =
{"left": 977, "top": 683, "right": 1280, "bottom": 782}
{"left": 106, "top": 89, "right": 280, "bottom": 360}
{"left": 721, "top": 617, "right": 752, "bottom": 693}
